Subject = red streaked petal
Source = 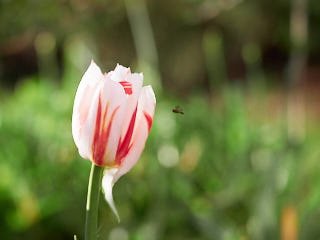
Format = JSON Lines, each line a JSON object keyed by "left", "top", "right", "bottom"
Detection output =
{"left": 115, "top": 106, "right": 138, "bottom": 165}
{"left": 119, "top": 73, "right": 143, "bottom": 143}
{"left": 92, "top": 98, "right": 120, "bottom": 166}
{"left": 112, "top": 86, "right": 156, "bottom": 182}
{"left": 95, "top": 75, "right": 128, "bottom": 166}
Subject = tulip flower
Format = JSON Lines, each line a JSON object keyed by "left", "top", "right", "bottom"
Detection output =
{"left": 72, "top": 61, "right": 156, "bottom": 240}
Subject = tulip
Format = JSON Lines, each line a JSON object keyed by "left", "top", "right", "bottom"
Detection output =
{"left": 72, "top": 60, "right": 156, "bottom": 168}
{"left": 72, "top": 61, "right": 156, "bottom": 239}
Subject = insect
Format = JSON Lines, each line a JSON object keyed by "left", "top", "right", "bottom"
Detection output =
{"left": 172, "top": 106, "right": 184, "bottom": 114}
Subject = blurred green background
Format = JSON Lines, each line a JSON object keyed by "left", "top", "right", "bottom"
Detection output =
{"left": 1, "top": 0, "right": 320, "bottom": 239}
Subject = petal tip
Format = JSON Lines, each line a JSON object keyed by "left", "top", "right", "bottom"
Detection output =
{"left": 102, "top": 168, "right": 121, "bottom": 222}
{"left": 143, "top": 85, "right": 156, "bottom": 103}
{"left": 87, "top": 60, "right": 102, "bottom": 74}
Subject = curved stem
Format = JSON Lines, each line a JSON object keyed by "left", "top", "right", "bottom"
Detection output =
{"left": 85, "top": 163, "right": 104, "bottom": 240}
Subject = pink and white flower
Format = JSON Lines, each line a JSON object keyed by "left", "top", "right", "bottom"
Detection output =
{"left": 72, "top": 61, "right": 156, "bottom": 219}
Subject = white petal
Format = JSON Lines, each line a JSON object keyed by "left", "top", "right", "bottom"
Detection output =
{"left": 77, "top": 83, "right": 102, "bottom": 160}
{"left": 102, "top": 168, "right": 120, "bottom": 222}
{"left": 114, "top": 86, "right": 156, "bottom": 182}
{"left": 109, "top": 64, "right": 131, "bottom": 82}
{"left": 72, "top": 61, "right": 104, "bottom": 149}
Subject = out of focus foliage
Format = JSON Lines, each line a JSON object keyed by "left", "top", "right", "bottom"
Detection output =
{"left": 1, "top": 0, "right": 320, "bottom": 240}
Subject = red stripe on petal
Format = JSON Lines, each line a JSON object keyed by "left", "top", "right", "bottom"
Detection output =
{"left": 115, "top": 106, "right": 138, "bottom": 165}
{"left": 119, "top": 81, "right": 133, "bottom": 95}
{"left": 92, "top": 94, "right": 103, "bottom": 160}
{"left": 92, "top": 99, "right": 120, "bottom": 166}
{"left": 143, "top": 111, "right": 153, "bottom": 133}
{"left": 98, "top": 105, "right": 120, "bottom": 166}
{"left": 92, "top": 102, "right": 109, "bottom": 166}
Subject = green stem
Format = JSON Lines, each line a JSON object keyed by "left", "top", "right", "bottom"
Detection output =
{"left": 85, "top": 163, "right": 104, "bottom": 240}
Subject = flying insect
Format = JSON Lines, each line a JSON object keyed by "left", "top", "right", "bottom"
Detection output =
{"left": 172, "top": 106, "right": 184, "bottom": 115}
